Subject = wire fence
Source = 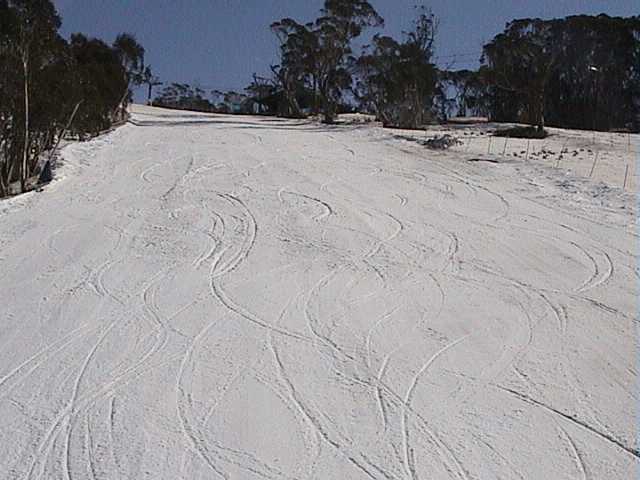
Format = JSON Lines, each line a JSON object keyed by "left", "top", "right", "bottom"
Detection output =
{"left": 423, "top": 124, "right": 638, "bottom": 193}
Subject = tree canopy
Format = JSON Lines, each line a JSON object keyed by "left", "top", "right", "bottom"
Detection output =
{"left": 354, "top": 8, "right": 438, "bottom": 128}
{"left": 270, "top": 0, "right": 383, "bottom": 123}
{"left": 481, "top": 15, "right": 640, "bottom": 131}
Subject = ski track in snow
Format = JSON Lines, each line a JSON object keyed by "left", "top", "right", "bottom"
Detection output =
{"left": 0, "top": 105, "right": 636, "bottom": 479}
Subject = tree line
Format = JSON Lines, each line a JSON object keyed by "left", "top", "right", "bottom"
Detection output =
{"left": 152, "top": 1, "right": 436, "bottom": 128}
{"left": 2, "top": 1, "right": 638, "bottom": 199}
{"left": 0, "top": 0, "right": 146, "bottom": 197}
{"left": 266, "top": 5, "right": 640, "bottom": 133}
{"left": 478, "top": 15, "right": 640, "bottom": 132}
{"left": 154, "top": 3, "right": 639, "bottom": 135}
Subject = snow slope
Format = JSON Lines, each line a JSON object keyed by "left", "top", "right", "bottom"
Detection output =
{"left": 0, "top": 105, "right": 637, "bottom": 479}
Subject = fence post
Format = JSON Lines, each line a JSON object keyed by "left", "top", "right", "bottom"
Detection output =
{"left": 623, "top": 163, "right": 629, "bottom": 190}
{"left": 589, "top": 151, "right": 599, "bottom": 178}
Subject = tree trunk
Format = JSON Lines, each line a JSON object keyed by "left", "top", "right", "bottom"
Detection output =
{"left": 413, "top": 86, "right": 422, "bottom": 129}
{"left": 21, "top": 51, "right": 29, "bottom": 193}
{"left": 0, "top": 165, "right": 7, "bottom": 197}
{"left": 117, "top": 88, "right": 130, "bottom": 120}
{"left": 286, "top": 76, "right": 304, "bottom": 119}
{"left": 322, "top": 101, "right": 335, "bottom": 124}
{"left": 320, "top": 85, "right": 335, "bottom": 124}
{"left": 536, "top": 90, "right": 545, "bottom": 131}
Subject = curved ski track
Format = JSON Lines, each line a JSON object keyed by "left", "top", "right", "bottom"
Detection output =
{"left": 0, "top": 106, "right": 635, "bottom": 480}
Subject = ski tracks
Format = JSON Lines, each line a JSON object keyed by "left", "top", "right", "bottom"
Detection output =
{"left": 3, "top": 106, "right": 635, "bottom": 480}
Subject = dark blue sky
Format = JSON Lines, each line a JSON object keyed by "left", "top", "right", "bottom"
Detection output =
{"left": 52, "top": 0, "right": 638, "bottom": 96}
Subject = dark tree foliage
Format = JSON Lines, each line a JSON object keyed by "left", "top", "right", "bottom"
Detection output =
{"left": 220, "top": 91, "right": 253, "bottom": 114}
{"left": 0, "top": 0, "right": 139, "bottom": 197}
{"left": 354, "top": 8, "right": 438, "bottom": 129}
{"left": 314, "top": 0, "right": 383, "bottom": 123}
{"left": 544, "top": 15, "right": 640, "bottom": 132}
{"left": 69, "top": 34, "right": 128, "bottom": 137}
{"left": 0, "top": 0, "right": 27, "bottom": 194}
{"left": 153, "top": 83, "right": 215, "bottom": 112}
{"left": 153, "top": 84, "right": 258, "bottom": 114}
{"left": 152, "top": 81, "right": 277, "bottom": 116}
{"left": 436, "top": 69, "right": 490, "bottom": 119}
{"left": 244, "top": 74, "right": 313, "bottom": 116}
{"left": 482, "top": 15, "right": 640, "bottom": 132}
{"left": 0, "top": 0, "right": 69, "bottom": 193}
{"left": 482, "top": 19, "right": 557, "bottom": 131}
{"left": 113, "top": 33, "right": 145, "bottom": 103}
{"left": 269, "top": 18, "right": 316, "bottom": 118}
{"left": 141, "top": 65, "right": 162, "bottom": 105}
{"left": 245, "top": 75, "right": 280, "bottom": 115}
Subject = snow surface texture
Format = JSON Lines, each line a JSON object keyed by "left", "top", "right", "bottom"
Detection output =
{"left": 0, "top": 105, "right": 637, "bottom": 479}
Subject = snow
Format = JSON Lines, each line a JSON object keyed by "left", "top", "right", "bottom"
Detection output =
{"left": 0, "top": 104, "right": 637, "bottom": 479}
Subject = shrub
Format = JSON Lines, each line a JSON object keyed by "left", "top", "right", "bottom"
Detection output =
{"left": 494, "top": 126, "right": 549, "bottom": 139}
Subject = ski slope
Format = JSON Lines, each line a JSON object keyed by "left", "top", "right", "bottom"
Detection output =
{"left": 0, "top": 105, "right": 637, "bottom": 479}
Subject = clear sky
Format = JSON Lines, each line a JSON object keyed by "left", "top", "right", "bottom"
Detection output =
{"left": 52, "top": 0, "right": 638, "bottom": 96}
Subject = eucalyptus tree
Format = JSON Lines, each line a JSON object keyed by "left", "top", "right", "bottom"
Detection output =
{"left": 270, "top": 18, "right": 313, "bottom": 118}
{"left": 0, "top": 0, "right": 71, "bottom": 193}
{"left": 0, "top": 0, "right": 146, "bottom": 196}
{"left": 354, "top": 8, "right": 437, "bottom": 128}
{"left": 271, "top": 0, "right": 383, "bottom": 123}
{"left": 313, "top": 0, "right": 383, "bottom": 123}
{"left": 153, "top": 83, "right": 215, "bottom": 112}
{"left": 482, "top": 19, "right": 557, "bottom": 131}
{"left": 543, "top": 15, "right": 640, "bottom": 131}
{"left": 482, "top": 15, "right": 640, "bottom": 132}
{"left": 113, "top": 33, "right": 145, "bottom": 106}
{"left": 69, "top": 33, "right": 128, "bottom": 136}
{"left": 436, "top": 69, "right": 490, "bottom": 119}
{"left": 141, "top": 66, "right": 162, "bottom": 105}
{"left": 245, "top": 74, "right": 280, "bottom": 115}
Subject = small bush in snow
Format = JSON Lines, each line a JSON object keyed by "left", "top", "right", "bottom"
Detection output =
{"left": 494, "top": 126, "right": 548, "bottom": 139}
{"left": 424, "top": 134, "right": 462, "bottom": 150}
